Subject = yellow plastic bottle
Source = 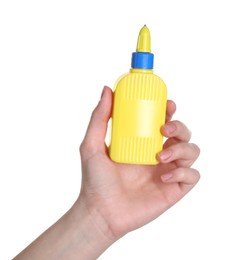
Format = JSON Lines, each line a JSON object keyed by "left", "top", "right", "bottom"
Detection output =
{"left": 109, "top": 25, "right": 167, "bottom": 165}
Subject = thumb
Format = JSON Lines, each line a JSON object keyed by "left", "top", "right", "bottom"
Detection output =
{"left": 80, "top": 86, "right": 113, "bottom": 158}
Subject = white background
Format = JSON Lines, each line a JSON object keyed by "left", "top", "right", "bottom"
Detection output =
{"left": 0, "top": 0, "right": 226, "bottom": 259}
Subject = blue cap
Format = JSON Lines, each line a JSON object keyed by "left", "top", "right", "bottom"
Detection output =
{"left": 131, "top": 52, "right": 154, "bottom": 69}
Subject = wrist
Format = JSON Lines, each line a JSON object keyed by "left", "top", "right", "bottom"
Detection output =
{"left": 14, "top": 198, "right": 115, "bottom": 260}
{"left": 69, "top": 198, "right": 115, "bottom": 259}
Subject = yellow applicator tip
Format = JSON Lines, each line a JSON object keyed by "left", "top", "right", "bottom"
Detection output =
{"left": 131, "top": 25, "right": 154, "bottom": 69}
{"left": 136, "top": 25, "right": 151, "bottom": 53}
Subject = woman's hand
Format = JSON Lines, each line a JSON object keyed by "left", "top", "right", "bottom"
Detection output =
{"left": 14, "top": 86, "right": 200, "bottom": 260}
{"left": 78, "top": 86, "right": 200, "bottom": 241}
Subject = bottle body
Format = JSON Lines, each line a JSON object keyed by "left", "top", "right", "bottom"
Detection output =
{"left": 109, "top": 70, "right": 167, "bottom": 165}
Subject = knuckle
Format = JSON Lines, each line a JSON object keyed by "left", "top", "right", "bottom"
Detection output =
{"left": 191, "top": 168, "right": 201, "bottom": 183}
{"left": 79, "top": 141, "right": 86, "bottom": 155}
{"left": 190, "top": 143, "right": 201, "bottom": 157}
{"left": 79, "top": 140, "right": 91, "bottom": 155}
{"left": 195, "top": 169, "right": 201, "bottom": 181}
{"left": 173, "top": 120, "right": 184, "bottom": 128}
{"left": 173, "top": 120, "right": 192, "bottom": 141}
{"left": 177, "top": 169, "right": 185, "bottom": 180}
{"left": 79, "top": 139, "right": 97, "bottom": 160}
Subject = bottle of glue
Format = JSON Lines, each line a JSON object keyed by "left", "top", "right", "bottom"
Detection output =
{"left": 109, "top": 25, "right": 167, "bottom": 164}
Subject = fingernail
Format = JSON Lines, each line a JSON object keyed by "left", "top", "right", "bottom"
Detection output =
{"left": 158, "top": 150, "right": 172, "bottom": 161}
{"left": 161, "top": 172, "right": 173, "bottom": 182}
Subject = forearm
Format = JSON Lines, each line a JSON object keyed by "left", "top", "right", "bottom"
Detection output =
{"left": 14, "top": 199, "right": 113, "bottom": 260}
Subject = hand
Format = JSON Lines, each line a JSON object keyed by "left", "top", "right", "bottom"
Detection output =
{"left": 14, "top": 86, "right": 200, "bottom": 259}
{"left": 78, "top": 86, "right": 200, "bottom": 241}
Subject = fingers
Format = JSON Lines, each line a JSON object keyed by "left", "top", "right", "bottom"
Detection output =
{"left": 159, "top": 111, "right": 200, "bottom": 190}
{"left": 162, "top": 120, "right": 191, "bottom": 143}
{"left": 159, "top": 115, "right": 200, "bottom": 167}
{"left": 158, "top": 143, "right": 200, "bottom": 167}
{"left": 165, "top": 100, "right": 176, "bottom": 123}
{"left": 80, "top": 86, "right": 113, "bottom": 158}
{"left": 161, "top": 168, "right": 200, "bottom": 185}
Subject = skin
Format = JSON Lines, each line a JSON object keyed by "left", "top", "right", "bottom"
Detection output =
{"left": 14, "top": 86, "right": 200, "bottom": 260}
